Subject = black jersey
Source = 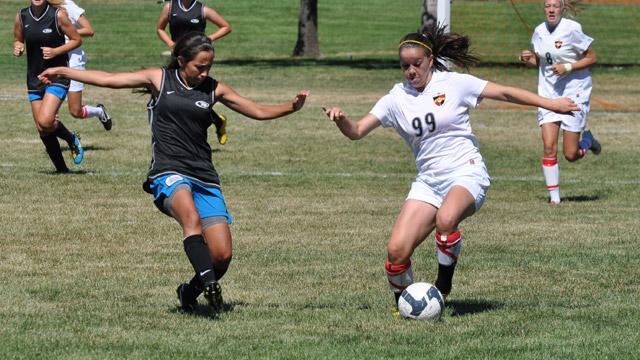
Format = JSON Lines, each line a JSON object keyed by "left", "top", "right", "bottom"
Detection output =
{"left": 20, "top": 5, "right": 69, "bottom": 92}
{"left": 147, "top": 68, "right": 220, "bottom": 186}
{"left": 168, "top": 0, "right": 206, "bottom": 42}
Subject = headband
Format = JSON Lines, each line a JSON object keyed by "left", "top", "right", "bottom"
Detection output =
{"left": 398, "top": 40, "right": 433, "bottom": 53}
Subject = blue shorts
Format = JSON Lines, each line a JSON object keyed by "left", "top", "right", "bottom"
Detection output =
{"left": 149, "top": 173, "right": 232, "bottom": 224}
{"left": 28, "top": 85, "right": 68, "bottom": 102}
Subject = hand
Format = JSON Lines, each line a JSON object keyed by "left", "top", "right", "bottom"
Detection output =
{"left": 292, "top": 90, "right": 310, "bottom": 112}
{"left": 13, "top": 41, "right": 24, "bottom": 57}
{"left": 519, "top": 50, "right": 534, "bottom": 63}
{"left": 553, "top": 97, "right": 579, "bottom": 114}
{"left": 41, "top": 47, "right": 58, "bottom": 60}
{"left": 37, "top": 68, "right": 62, "bottom": 85}
{"left": 322, "top": 106, "right": 347, "bottom": 122}
{"left": 551, "top": 63, "right": 568, "bottom": 76}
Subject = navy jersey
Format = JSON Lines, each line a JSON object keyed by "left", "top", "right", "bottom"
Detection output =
{"left": 147, "top": 68, "right": 220, "bottom": 186}
{"left": 168, "top": 0, "right": 206, "bottom": 42}
{"left": 20, "top": 5, "right": 69, "bottom": 92}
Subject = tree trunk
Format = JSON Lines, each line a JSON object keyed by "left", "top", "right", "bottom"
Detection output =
{"left": 421, "top": 0, "right": 438, "bottom": 33}
{"left": 293, "top": 0, "right": 319, "bottom": 57}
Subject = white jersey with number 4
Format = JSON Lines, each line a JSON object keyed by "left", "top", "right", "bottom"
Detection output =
{"left": 531, "top": 18, "right": 593, "bottom": 102}
{"left": 370, "top": 71, "right": 488, "bottom": 179}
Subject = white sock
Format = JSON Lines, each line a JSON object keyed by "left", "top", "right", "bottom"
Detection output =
{"left": 542, "top": 157, "right": 560, "bottom": 203}
{"left": 83, "top": 105, "right": 104, "bottom": 119}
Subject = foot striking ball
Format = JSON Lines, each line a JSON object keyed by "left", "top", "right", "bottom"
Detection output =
{"left": 397, "top": 282, "right": 444, "bottom": 321}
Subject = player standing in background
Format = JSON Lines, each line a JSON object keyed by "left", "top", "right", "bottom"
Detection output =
{"left": 519, "top": 0, "right": 600, "bottom": 204}
{"left": 14, "top": 0, "right": 83, "bottom": 173}
{"left": 323, "top": 25, "right": 578, "bottom": 313}
{"left": 47, "top": 0, "right": 112, "bottom": 131}
{"left": 39, "top": 32, "right": 309, "bottom": 314}
{"left": 156, "top": 0, "right": 231, "bottom": 145}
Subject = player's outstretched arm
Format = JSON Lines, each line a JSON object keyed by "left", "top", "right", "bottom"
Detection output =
{"left": 39, "top": 67, "right": 163, "bottom": 93}
{"left": 216, "top": 81, "right": 309, "bottom": 120}
{"left": 481, "top": 82, "right": 579, "bottom": 114}
{"left": 322, "top": 107, "right": 380, "bottom": 140}
{"left": 13, "top": 12, "right": 24, "bottom": 57}
{"left": 204, "top": 7, "right": 231, "bottom": 42}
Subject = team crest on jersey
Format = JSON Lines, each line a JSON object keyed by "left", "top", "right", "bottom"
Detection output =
{"left": 42, "top": 28, "right": 53, "bottom": 34}
{"left": 190, "top": 19, "right": 200, "bottom": 24}
{"left": 554, "top": 40, "right": 563, "bottom": 49}
{"left": 195, "top": 101, "right": 210, "bottom": 109}
{"left": 433, "top": 93, "right": 446, "bottom": 106}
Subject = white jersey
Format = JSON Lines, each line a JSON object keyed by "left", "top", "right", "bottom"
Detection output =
{"left": 531, "top": 18, "right": 593, "bottom": 102}
{"left": 61, "top": 0, "right": 87, "bottom": 68}
{"left": 370, "top": 71, "right": 488, "bottom": 179}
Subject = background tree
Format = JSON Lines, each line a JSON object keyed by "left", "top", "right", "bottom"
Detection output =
{"left": 293, "top": 0, "right": 319, "bottom": 57}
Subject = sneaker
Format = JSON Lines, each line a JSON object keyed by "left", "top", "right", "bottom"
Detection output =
{"left": 97, "top": 104, "right": 112, "bottom": 131}
{"left": 581, "top": 130, "right": 601, "bottom": 155}
{"left": 203, "top": 281, "right": 224, "bottom": 312}
{"left": 212, "top": 112, "right": 228, "bottom": 145}
{"left": 70, "top": 131, "right": 84, "bottom": 165}
{"left": 176, "top": 283, "right": 197, "bottom": 314}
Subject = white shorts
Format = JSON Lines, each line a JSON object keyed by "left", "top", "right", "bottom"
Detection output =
{"left": 69, "top": 64, "right": 85, "bottom": 92}
{"left": 538, "top": 101, "right": 589, "bottom": 133}
{"left": 407, "top": 159, "right": 491, "bottom": 211}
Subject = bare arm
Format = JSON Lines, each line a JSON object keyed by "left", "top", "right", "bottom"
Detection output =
{"left": 204, "top": 7, "right": 231, "bottom": 42}
{"left": 41, "top": 10, "right": 81, "bottom": 60}
{"left": 216, "top": 81, "right": 309, "bottom": 120}
{"left": 39, "top": 67, "right": 163, "bottom": 96}
{"left": 481, "top": 82, "right": 579, "bottom": 113}
{"left": 156, "top": 3, "right": 174, "bottom": 49}
{"left": 75, "top": 14, "right": 94, "bottom": 37}
{"left": 551, "top": 47, "right": 597, "bottom": 76}
{"left": 322, "top": 107, "right": 381, "bottom": 140}
{"left": 13, "top": 11, "right": 24, "bottom": 57}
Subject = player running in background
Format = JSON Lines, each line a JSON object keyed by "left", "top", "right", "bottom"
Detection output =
{"left": 14, "top": 0, "right": 83, "bottom": 173}
{"left": 519, "top": 0, "right": 600, "bottom": 204}
{"left": 39, "top": 32, "right": 309, "bottom": 314}
{"left": 157, "top": 0, "right": 231, "bottom": 145}
{"left": 47, "top": 0, "right": 112, "bottom": 131}
{"left": 323, "top": 24, "right": 578, "bottom": 313}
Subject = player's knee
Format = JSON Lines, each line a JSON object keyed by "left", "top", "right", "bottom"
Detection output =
{"left": 69, "top": 106, "right": 84, "bottom": 119}
{"left": 386, "top": 242, "right": 412, "bottom": 264}
{"left": 212, "top": 250, "right": 232, "bottom": 265}
{"left": 564, "top": 152, "right": 580, "bottom": 162}
{"left": 543, "top": 144, "right": 557, "bottom": 157}
{"left": 435, "top": 213, "right": 458, "bottom": 235}
{"left": 180, "top": 213, "right": 202, "bottom": 234}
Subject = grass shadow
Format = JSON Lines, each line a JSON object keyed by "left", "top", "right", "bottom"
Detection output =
{"left": 561, "top": 195, "right": 600, "bottom": 202}
{"left": 39, "top": 169, "right": 89, "bottom": 175}
{"left": 447, "top": 299, "right": 502, "bottom": 317}
{"left": 170, "top": 300, "right": 246, "bottom": 320}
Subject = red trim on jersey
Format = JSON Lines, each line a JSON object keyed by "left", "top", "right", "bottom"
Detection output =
{"left": 542, "top": 157, "right": 558, "bottom": 166}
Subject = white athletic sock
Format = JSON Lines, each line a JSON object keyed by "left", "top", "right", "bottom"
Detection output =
{"left": 83, "top": 105, "right": 104, "bottom": 119}
{"left": 542, "top": 157, "right": 560, "bottom": 204}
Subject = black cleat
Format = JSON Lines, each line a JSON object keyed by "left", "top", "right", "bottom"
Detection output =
{"left": 176, "top": 283, "right": 197, "bottom": 314}
{"left": 97, "top": 104, "right": 112, "bottom": 131}
{"left": 203, "top": 281, "right": 224, "bottom": 312}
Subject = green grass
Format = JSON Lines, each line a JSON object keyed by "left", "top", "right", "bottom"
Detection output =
{"left": 1, "top": 1, "right": 640, "bottom": 359}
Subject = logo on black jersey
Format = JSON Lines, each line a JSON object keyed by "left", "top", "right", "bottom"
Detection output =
{"left": 42, "top": 28, "right": 53, "bottom": 34}
{"left": 190, "top": 19, "right": 200, "bottom": 24}
{"left": 433, "top": 93, "right": 446, "bottom": 106}
{"left": 195, "top": 101, "right": 210, "bottom": 109}
{"left": 554, "top": 40, "right": 563, "bottom": 49}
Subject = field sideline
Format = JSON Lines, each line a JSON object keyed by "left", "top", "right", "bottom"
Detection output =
{"left": 1, "top": 1, "right": 639, "bottom": 359}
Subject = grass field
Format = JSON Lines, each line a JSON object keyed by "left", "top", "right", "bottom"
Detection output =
{"left": 1, "top": 1, "right": 640, "bottom": 359}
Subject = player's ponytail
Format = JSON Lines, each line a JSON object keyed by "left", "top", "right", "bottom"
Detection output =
{"left": 399, "top": 24, "right": 479, "bottom": 72}
{"left": 561, "top": 0, "right": 585, "bottom": 17}
{"left": 167, "top": 32, "right": 214, "bottom": 70}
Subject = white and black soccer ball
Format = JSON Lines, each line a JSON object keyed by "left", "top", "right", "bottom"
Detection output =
{"left": 397, "top": 282, "right": 444, "bottom": 321}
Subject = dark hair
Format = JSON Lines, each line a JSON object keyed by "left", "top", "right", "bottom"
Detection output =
{"left": 167, "top": 32, "right": 215, "bottom": 70}
{"left": 399, "top": 24, "right": 479, "bottom": 72}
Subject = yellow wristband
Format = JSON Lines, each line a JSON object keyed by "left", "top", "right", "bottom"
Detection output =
{"left": 563, "top": 63, "right": 573, "bottom": 73}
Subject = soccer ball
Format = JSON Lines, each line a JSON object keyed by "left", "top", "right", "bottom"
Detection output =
{"left": 397, "top": 282, "right": 444, "bottom": 321}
